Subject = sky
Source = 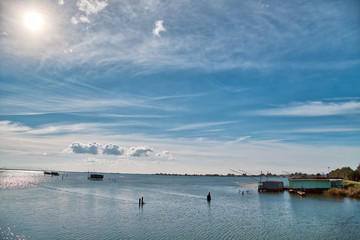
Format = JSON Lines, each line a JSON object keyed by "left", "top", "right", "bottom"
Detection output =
{"left": 0, "top": 0, "right": 359, "bottom": 174}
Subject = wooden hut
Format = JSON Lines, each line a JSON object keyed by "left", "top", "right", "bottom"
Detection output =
{"left": 258, "top": 181, "right": 284, "bottom": 192}
{"left": 288, "top": 178, "right": 342, "bottom": 193}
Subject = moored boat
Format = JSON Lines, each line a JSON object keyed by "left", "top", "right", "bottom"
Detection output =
{"left": 44, "top": 171, "right": 59, "bottom": 176}
{"left": 88, "top": 174, "right": 104, "bottom": 180}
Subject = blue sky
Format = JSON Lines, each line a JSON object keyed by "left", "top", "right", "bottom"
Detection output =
{"left": 0, "top": 0, "right": 359, "bottom": 174}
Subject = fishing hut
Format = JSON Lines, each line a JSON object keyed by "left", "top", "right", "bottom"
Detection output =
{"left": 258, "top": 181, "right": 284, "bottom": 192}
{"left": 230, "top": 169, "right": 285, "bottom": 192}
{"left": 288, "top": 178, "right": 342, "bottom": 193}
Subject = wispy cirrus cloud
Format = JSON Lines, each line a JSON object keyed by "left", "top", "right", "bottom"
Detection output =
{"left": 148, "top": 93, "right": 208, "bottom": 102}
{"left": 254, "top": 127, "right": 360, "bottom": 135}
{"left": 72, "top": 0, "right": 108, "bottom": 24}
{"left": 0, "top": 94, "right": 184, "bottom": 116}
{"left": 284, "top": 128, "right": 360, "bottom": 133}
{"left": 2, "top": 0, "right": 358, "bottom": 74}
{"left": 102, "top": 114, "right": 166, "bottom": 119}
{"left": 0, "top": 121, "right": 150, "bottom": 137}
{"left": 77, "top": 0, "right": 108, "bottom": 15}
{"left": 168, "top": 121, "right": 235, "bottom": 131}
{"left": 0, "top": 121, "right": 31, "bottom": 132}
{"left": 255, "top": 101, "right": 360, "bottom": 117}
{"left": 228, "top": 136, "right": 251, "bottom": 144}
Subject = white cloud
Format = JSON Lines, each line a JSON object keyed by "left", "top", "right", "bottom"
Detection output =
{"left": 152, "top": 20, "right": 166, "bottom": 36}
{"left": 71, "top": 0, "right": 108, "bottom": 25}
{"left": 127, "top": 146, "right": 153, "bottom": 157}
{"left": 76, "top": 0, "right": 108, "bottom": 16}
{"left": 66, "top": 141, "right": 154, "bottom": 158}
{"left": 71, "top": 17, "right": 79, "bottom": 24}
{"left": 255, "top": 101, "right": 360, "bottom": 117}
{"left": 1, "top": 121, "right": 359, "bottom": 174}
{"left": 156, "top": 151, "right": 173, "bottom": 160}
{"left": 64, "top": 48, "right": 73, "bottom": 53}
{"left": 102, "top": 144, "right": 126, "bottom": 156}
{"left": 69, "top": 142, "right": 101, "bottom": 154}
{"left": 58, "top": 0, "right": 64, "bottom": 5}
{"left": 79, "top": 15, "right": 91, "bottom": 23}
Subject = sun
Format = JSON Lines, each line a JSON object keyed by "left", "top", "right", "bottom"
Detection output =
{"left": 24, "top": 12, "right": 43, "bottom": 31}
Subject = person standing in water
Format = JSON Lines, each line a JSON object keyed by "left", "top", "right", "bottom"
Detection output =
{"left": 207, "top": 192, "right": 211, "bottom": 201}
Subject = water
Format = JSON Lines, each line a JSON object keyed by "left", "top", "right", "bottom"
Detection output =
{"left": 1, "top": 170, "right": 359, "bottom": 239}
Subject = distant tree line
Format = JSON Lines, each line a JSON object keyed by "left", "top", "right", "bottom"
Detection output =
{"left": 329, "top": 164, "right": 360, "bottom": 181}
{"left": 288, "top": 172, "right": 325, "bottom": 179}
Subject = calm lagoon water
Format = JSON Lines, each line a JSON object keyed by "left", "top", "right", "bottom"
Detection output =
{"left": 1, "top": 170, "right": 359, "bottom": 239}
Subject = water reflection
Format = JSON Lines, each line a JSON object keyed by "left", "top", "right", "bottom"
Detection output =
{"left": 0, "top": 225, "right": 28, "bottom": 240}
{"left": 0, "top": 170, "right": 51, "bottom": 190}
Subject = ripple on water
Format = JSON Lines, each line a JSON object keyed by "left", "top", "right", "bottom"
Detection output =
{"left": 0, "top": 226, "right": 29, "bottom": 240}
{"left": 1, "top": 172, "right": 359, "bottom": 240}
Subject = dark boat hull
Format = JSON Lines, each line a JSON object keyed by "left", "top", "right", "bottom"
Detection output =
{"left": 88, "top": 174, "right": 104, "bottom": 180}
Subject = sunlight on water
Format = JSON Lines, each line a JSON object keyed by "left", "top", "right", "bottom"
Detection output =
{"left": 0, "top": 170, "right": 51, "bottom": 190}
{"left": 0, "top": 226, "right": 28, "bottom": 240}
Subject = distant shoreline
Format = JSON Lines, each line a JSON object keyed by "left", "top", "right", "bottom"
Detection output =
{"left": 0, "top": 168, "right": 289, "bottom": 177}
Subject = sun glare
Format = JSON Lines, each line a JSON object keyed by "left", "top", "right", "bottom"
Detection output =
{"left": 25, "top": 12, "right": 43, "bottom": 31}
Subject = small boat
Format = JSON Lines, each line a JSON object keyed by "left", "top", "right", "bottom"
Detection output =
{"left": 289, "top": 189, "right": 306, "bottom": 196}
{"left": 297, "top": 191, "right": 306, "bottom": 196}
{"left": 88, "top": 174, "right": 104, "bottom": 180}
{"left": 289, "top": 189, "right": 296, "bottom": 193}
{"left": 44, "top": 171, "right": 59, "bottom": 176}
